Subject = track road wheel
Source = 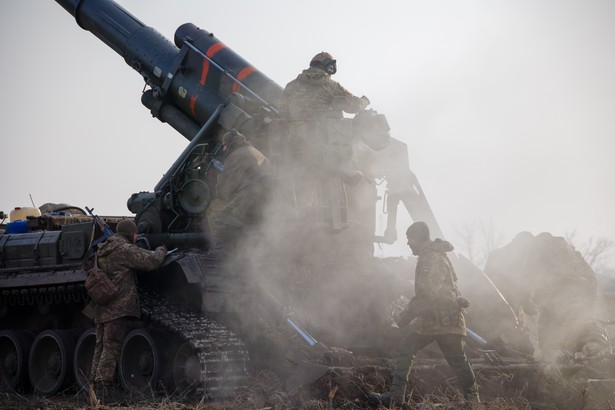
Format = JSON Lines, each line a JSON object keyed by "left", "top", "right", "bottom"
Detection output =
{"left": 28, "top": 329, "right": 76, "bottom": 396}
{"left": 73, "top": 328, "right": 96, "bottom": 392}
{"left": 172, "top": 342, "right": 201, "bottom": 394}
{"left": 119, "top": 329, "right": 166, "bottom": 394}
{"left": 0, "top": 330, "right": 35, "bottom": 392}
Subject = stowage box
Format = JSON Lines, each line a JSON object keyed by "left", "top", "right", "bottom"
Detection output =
{"left": 0, "top": 231, "right": 62, "bottom": 268}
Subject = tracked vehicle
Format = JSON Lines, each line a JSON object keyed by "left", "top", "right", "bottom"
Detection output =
{"left": 1, "top": 0, "right": 528, "bottom": 400}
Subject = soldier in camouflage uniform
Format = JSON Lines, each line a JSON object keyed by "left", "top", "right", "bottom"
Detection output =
{"left": 212, "top": 129, "right": 272, "bottom": 250}
{"left": 370, "top": 222, "right": 479, "bottom": 407}
{"left": 278, "top": 53, "right": 370, "bottom": 229}
{"left": 90, "top": 219, "right": 166, "bottom": 401}
{"left": 280, "top": 52, "right": 370, "bottom": 121}
{"left": 279, "top": 52, "right": 370, "bottom": 184}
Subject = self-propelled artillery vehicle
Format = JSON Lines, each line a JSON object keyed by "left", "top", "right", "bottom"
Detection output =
{"left": 0, "top": 0, "right": 526, "bottom": 400}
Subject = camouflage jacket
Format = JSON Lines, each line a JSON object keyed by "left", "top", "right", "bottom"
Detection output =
{"left": 413, "top": 239, "right": 466, "bottom": 336}
{"left": 216, "top": 139, "right": 272, "bottom": 225}
{"left": 94, "top": 234, "right": 166, "bottom": 323}
{"left": 279, "top": 66, "right": 368, "bottom": 121}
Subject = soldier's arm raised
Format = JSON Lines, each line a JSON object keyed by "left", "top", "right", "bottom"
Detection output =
{"left": 122, "top": 244, "right": 167, "bottom": 271}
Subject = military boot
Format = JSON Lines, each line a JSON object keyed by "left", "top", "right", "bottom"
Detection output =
{"left": 87, "top": 382, "right": 99, "bottom": 406}
{"left": 464, "top": 391, "right": 483, "bottom": 410}
{"left": 93, "top": 381, "right": 104, "bottom": 399}
{"left": 97, "top": 383, "right": 124, "bottom": 406}
{"left": 368, "top": 391, "right": 405, "bottom": 408}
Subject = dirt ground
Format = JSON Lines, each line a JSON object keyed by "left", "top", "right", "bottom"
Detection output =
{"left": 2, "top": 357, "right": 602, "bottom": 410}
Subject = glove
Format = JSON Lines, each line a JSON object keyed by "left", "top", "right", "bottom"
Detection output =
{"left": 360, "top": 95, "right": 370, "bottom": 108}
{"left": 457, "top": 296, "right": 470, "bottom": 309}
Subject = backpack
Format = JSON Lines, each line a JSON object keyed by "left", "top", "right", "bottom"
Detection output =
{"left": 84, "top": 254, "right": 118, "bottom": 305}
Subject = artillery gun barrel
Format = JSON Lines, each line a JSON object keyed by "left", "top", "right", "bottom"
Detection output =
{"left": 55, "top": 0, "right": 282, "bottom": 141}
{"left": 56, "top": 0, "right": 177, "bottom": 84}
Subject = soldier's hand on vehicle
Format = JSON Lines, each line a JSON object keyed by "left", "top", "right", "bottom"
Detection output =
{"left": 359, "top": 95, "right": 370, "bottom": 109}
{"left": 457, "top": 296, "right": 470, "bottom": 309}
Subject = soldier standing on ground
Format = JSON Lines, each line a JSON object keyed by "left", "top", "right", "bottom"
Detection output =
{"left": 90, "top": 220, "right": 166, "bottom": 403}
{"left": 369, "top": 221, "right": 480, "bottom": 407}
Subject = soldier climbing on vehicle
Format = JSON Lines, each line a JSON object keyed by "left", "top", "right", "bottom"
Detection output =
{"left": 209, "top": 129, "right": 272, "bottom": 252}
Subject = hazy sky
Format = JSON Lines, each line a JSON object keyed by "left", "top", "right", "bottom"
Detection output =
{"left": 1, "top": 1, "right": 614, "bottom": 267}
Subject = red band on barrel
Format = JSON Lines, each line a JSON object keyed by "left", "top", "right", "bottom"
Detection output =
{"left": 190, "top": 95, "right": 198, "bottom": 117}
{"left": 232, "top": 66, "right": 256, "bottom": 92}
{"left": 199, "top": 42, "right": 227, "bottom": 86}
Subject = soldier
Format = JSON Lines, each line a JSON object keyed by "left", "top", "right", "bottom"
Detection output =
{"left": 212, "top": 129, "right": 272, "bottom": 250}
{"left": 369, "top": 221, "right": 479, "bottom": 407}
{"left": 280, "top": 52, "right": 369, "bottom": 184}
{"left": 279, "top": 51, "right": 370, "bottom": 121}
{"left": 90, "top": 219, "right": 166, "bottom": 403}
{"left": 279, "top": 52, "right": 370, "bottom": 228}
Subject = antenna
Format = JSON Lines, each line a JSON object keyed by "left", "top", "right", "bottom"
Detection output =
{"left": 29, "top": 194, "right": 37, "bottom": 208}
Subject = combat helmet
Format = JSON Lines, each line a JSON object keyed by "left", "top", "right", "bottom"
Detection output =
{"left": 117, "top": 219, "right": 138, "bottom": 239}
{"left": 406, "top": 221, "right": 430, "bottom": 245}
{"left": 310, "top": 51, "right": 337, "bottom": 75}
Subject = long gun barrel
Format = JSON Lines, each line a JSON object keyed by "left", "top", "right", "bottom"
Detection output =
{"left": 55, "top": 0, "right": 282, "bottom": 141}
{"left": 56, "top": 0, "right": 286, "bottom": 232}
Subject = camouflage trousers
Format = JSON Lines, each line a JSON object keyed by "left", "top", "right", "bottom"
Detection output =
{"left": 90, "top": 317, "right": 128, "bottom": 384}
{"left": 391, "top": 332, "right": 477, "bottom": 398}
